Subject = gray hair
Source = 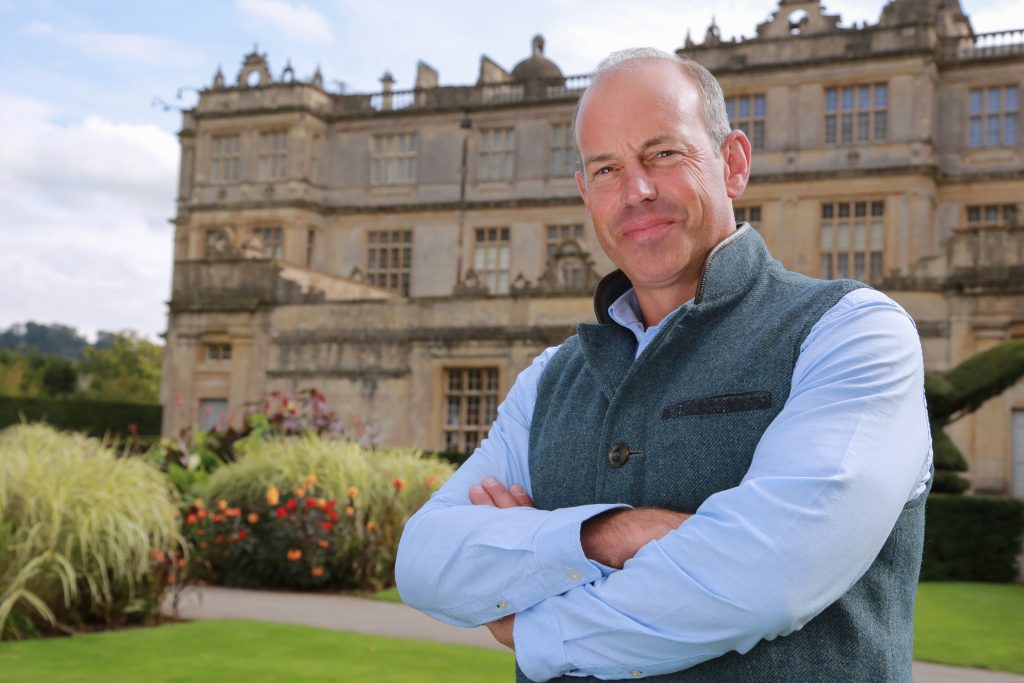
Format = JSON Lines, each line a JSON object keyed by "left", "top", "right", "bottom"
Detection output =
{"left": 573, "top": 48, "right": 732, "bottom": 170}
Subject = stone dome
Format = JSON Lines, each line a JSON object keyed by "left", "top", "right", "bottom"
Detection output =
{"left": 511, "top": 35, "right": 563, "bottom": 81}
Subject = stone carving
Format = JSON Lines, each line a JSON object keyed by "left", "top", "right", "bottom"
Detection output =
{"left": 212, "top": 66, "right": 226, "bottom": 89}
{"left": 237, "top": 48, "right": 272, "bottom": 88}
{"left": 206, "top": 228, "right": 240, "bottom": 260}
{"left": 454, "top": 268, "right": 489, "bottom": 296}
{"left": 241, "top": 234, "right": 265, "bottom": 259}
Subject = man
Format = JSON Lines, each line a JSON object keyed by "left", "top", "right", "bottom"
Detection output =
{"left": 396, "top": 48, "right": 931, "bottom": 682}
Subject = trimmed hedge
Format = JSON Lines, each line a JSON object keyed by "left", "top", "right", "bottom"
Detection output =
{"left": 922, "top": 494, "right": 1024, "bottom": 582}
{"left": 0, "top": 395, "right": 161, "bottom": 437}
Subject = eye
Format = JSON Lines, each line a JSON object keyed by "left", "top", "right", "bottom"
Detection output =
{"left": 652, "top": 149, "right": 678, "bottom": 160}
{"left": 593, "top": 166, "right": 613, "bottom": 177}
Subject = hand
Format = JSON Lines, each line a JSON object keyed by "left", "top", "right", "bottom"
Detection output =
{"left": 469, "top": 476, "right": 534, "bottom": 508}
{"left": 485, "top": 613, "right": 515, "bottom": 649}
{"left": 581, "top": 508, "right": 692, "bottom": 569}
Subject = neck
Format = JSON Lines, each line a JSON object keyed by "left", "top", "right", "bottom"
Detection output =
{"left": 634, "top": 283, "right": 695, "bottom": 327}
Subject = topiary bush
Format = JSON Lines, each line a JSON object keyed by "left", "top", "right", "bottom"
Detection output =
{"left": 922, "top": 493, "right": 1024, "bottom": 582}
{"left": 184, "top": 434, "right": 453, "bottom": 591}
{"left": 0, "top": 424, "right": 181, "bottom": 639}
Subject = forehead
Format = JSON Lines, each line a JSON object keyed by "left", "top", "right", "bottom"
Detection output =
{"left": 575, "top": 60, "right": 703, "bottom": 152}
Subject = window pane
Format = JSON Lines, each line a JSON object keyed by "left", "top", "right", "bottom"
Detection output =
{"left": 739, "top": 96, "right": 750, "bottom": 118}
{"left": 837, "top": 253, "right": 849, "bottom": 278}
{"left": 874, "top": 111, "right": 887, "bottom": 140}
{"left": 825, "top": 88, "right": 837, "bottom": 112}
{"left": 988, "top": 88, "right": 1001, "bottom": 112}
{"left": 821, "top": 253, "right": 833, "bottom": 279}
{"left": 969, "top": 117, "right": 982, "bottom": 147}
{"left": 1006, "top": 87, "right": 1019, "bottom": 111}
{"left": 987, "top": 115, "right": 1001, "bottom": 145}
{"left": 1006, "top": 114, "right": 1018, "bottom": 145}
{"left": 859, "top": 85, "right": 870, "bottom": 109}
{"left": 970, "top": 89, "right": 983, "bottom": 114}
{"left": 875, "top": 84, "right": 888, "bottom": 107}
{"left": 842, "top": 87, "right": 854, "bottom": 111}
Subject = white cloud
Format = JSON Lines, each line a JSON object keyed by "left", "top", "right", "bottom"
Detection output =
{"left": 236, "top": 0, "right": 334, "bottom": 45}
{"left": 0, "top": 93, "right": 178, "bottom": 340}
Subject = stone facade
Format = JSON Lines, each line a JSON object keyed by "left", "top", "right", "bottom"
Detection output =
{"left": 162, "top": 0, "right": 1024, "bottom": 495}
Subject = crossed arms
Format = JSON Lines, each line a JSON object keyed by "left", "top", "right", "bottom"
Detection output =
{"left": 395, "top": 290, "right": 932, "bottom": 681}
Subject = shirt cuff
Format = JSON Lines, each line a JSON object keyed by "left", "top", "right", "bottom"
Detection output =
{"left": 515, "top": 597, "right": 572, "bottom": 682}
{"left": 531, "top": 503, "right": 629, "bottom": 593}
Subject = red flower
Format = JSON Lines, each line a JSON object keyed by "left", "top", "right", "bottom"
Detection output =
{"left": 286, "top": 499, "right": 298, "bottom": 511}
{"left": 127, "top": 423, "right": 138, "bottom": 435}
{"left": 305, "top": 497, "right": 318, "bottom": 508}
{"left": 325, "top": 500, "right": 336, "bottom": 510}
{"left": 186, "top": 513, "right": 198, "bottom": 525}
{"left": 276, "top": 506, "right": 288, "bottom": 518}
{"left": 238, "top": 530, "right": 248, "bottom": 540}
{"left": 328, "top": 510, "right": 339, "bottom": 522}
{"left": 392, "top": 478, "right": 406, "bottom": 492}
{"left": 322, "top": 521, "right": 333, "bottom": 531}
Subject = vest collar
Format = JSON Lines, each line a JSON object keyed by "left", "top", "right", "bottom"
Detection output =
{"left": 592, "top": 224, "right": 761, "bottom": 323}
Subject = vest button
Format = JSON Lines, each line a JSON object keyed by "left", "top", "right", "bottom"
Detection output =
{"left": 608, "top": 442, "right": 630, "bottom": 468}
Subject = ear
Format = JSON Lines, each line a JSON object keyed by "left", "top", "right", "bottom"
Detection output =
{"left": 575, "top": 170, "right": 591, "bottom": 212}
{"left": 721, "top": 130, "right": 751, "bottom": 200}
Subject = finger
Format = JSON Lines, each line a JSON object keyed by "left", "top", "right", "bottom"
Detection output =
{"left": 468, "top": 484, "right": 495, "bottom": 506}
{"left": 482, "top": 477, "right": 520, "bottom": 508}
{"left": 508, "top": 484, "right": 534, "bottom": 507}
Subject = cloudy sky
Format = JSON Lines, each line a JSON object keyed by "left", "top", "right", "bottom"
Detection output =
{"left": 0, "top": 0, "right": 1018, "bottom": 341}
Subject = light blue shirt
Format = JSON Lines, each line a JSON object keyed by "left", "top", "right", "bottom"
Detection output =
{"left": 396, "top": 287, "right": 933, "bottom": 682}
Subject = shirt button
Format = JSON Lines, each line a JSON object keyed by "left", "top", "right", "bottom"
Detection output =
{"left": 629, "top": 671, "right": 643, "bottom": 678}
{"left": 568, "top": 570, "right": 581, "bottom": 582}
{"left": 608, "top": 442, "right": 630, "bottom": 468}
{"left": 497, "top": 600, "right": 509, "bottom": 609}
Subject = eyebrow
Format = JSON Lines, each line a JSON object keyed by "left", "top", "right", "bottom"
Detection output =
{"left": 582, "top": 136, "right": 677, "bottom": 167}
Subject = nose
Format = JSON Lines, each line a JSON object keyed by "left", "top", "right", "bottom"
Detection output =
{"left": 623, "top": 165, "right": 657, "bottom": 206}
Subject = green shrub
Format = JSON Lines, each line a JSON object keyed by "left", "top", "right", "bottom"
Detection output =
{"left": 0, "top": 395, "right": 161, "bottom": 437}
{"left": 189, "top": 434, "right": 453, "bottom": 591}
{"left": 922, "top": 494, "right": 1024, "bottom": 582}
{"left": 0, "top": 424, "right": 181, "bottom": 639}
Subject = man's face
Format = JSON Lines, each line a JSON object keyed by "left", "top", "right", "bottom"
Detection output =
{"left": 574, "top": 60, "right": 749, "bottom": 299}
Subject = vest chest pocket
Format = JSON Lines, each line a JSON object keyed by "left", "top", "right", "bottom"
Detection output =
{"left": 644, "top": 391, "right": 776, "bottom": 511}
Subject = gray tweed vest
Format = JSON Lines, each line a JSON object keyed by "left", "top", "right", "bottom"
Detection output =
{"left": 519, "top": 226, "right": 926, "bottom": 683}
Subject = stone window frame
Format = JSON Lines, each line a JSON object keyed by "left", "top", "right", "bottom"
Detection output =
{"left": 725, "top": 94, "right": 766, "bottom": 150}
{"left": 819, "top": 199, "right": 885, "bottom": 283}
{"left": 966, "top": 203, "right": 1019, "bottom": 227}
{"left": 734, "top": 206, "right": 762, "bottom": 229}
{"left": 968, "top": 85, "right": 1019, "bottom": 148}
{"left": 204, "top": 343, "right": 232, "bottom": 363}
{"left": 366, "top": 229, "right": 413, "bottom": 296}
{"left": 441, "top": 366, "right": 500, "bottom": 455}
{"left": 549, "top": 121, "right": 576, "bottom": 177}
{"left": 824, "top": 83, "right": 888, "bottom": 146}
{"left": 473, "top": 226, "right": 511, "bottom": 294}
{"left": 370, "top": 131, "right": 418, "bottom": 185}
{"left": 210, "top": 133, "right": 241, "bottom": 182}
{"left": 252, "top": 226, "right": 284, "bottom": 259}
{"left": 258, "top": 130, "right": 289, "bottom": 180}
{"left": 545, "top": 223, "right": 586, "bottom": 287}
{"left": 478, "top": 127, "right": 516, "bottom": 181}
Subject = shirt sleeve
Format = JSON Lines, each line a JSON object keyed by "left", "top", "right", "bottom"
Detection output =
{"left": 513, "top": 289, "right": 933, "bottom": 682}
{"left": 395, "top": 345, "right": 628, "bottom": 627}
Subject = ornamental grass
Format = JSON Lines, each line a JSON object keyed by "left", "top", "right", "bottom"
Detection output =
{"left": 0, "top": 424, "right": 181, "bottom": 639}
{"left": 188, "top": 434, "right": 452, "bottom": 591}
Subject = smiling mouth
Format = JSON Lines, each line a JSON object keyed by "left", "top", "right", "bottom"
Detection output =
{"left": 619, "top": 217, "right": 676, "bottom": 240}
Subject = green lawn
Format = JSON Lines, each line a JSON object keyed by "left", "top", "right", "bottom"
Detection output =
{"left": 2, "top": 582, "right": 1021, "bottom": 680}
{"left": 373, "top": 586, "right": 402, "bottom": 603}
{"left": 0, "top": 620, "right": 513, "bottom": 683}
{"left": 914, "top": 581, "right": 1024, "bottom": 674}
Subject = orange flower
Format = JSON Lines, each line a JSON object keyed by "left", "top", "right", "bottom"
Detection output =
{"left": 425, "top": 475, "right": 438, "bottom": 487}
{"left": 150, "top": 548, "right": 165, "bottom": 563}
{"left": 248, "top": 512, "right": 260, "bottom": 524}
{"left": 317, "top": 497, "right": 327, "bottom": 509}
{"left": 217, "top": 499, "right": 228, "bottom": 511}
{"left": 345, "top": 506, "right": 356, "bottom": 517}
{"left": 366, "top": 520, "right": 378, "bottom": 533}
{"left": 200, "top": 541, "right": 208, "bottom": 549}
{"left": 287, "top": 548, "right": 303, "bottom": 562}
{"left": 347, "top": 486, "right": 359, "bottom": 498}
{"left": 266, "top": 485, "right": 280, "bottom": 506}
{"left": 197, "top": 509, "right": 207, "bottom": 519}
{"left": 392, "top": 478, "right": 406, "bottom": 492}
{"left": 306, "top": 474, "right": 318, "bottom": 486}
{"left": 227, "top": 507, "right": 242, "bottom": 517}
{"left": 194, "top": 498, "right": 205, "bottom": 510}
{"left": 311, "top": 566, "right": 325, "bottom": 578}
{"left": 178, "top": 558, "right": 186, "bottom": 567}
{"left": 186, "top": 513, "right": 198, "bottom": 525}
{"left": 317, "top": 539, "right": 330, "bottom": 548}
{"left": 294, "top": 487, "right": 306, "bottom": 498}
{"left": 167, "top": 574, "right": 176, "bottom": 585}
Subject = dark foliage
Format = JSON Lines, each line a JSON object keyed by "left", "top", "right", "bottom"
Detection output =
{"left": 0, "top": 395, "right": 161, "bottom": 437}
{"left": 922, "top": 494, "right": 1024, "bottom": 582}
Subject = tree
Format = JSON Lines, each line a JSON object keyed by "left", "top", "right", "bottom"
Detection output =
{"left": 0, "top": 322, "right": 90, "bottom": 358}
{"left": 41, "top": 358, "right": 78, "bottom": 397}
{"left": 925, "top": 340, "right": 1024, "bottom": 494}
{"left": 77, "top": 332, "right": 162, "bottom": 404}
